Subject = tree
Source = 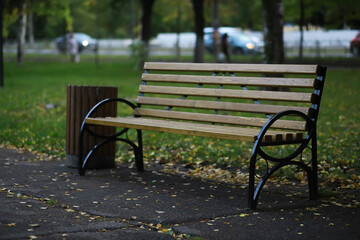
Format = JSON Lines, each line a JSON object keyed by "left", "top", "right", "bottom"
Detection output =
{"left": 27, "top": 0, "right": 34, "bottom": 46}
{"left": 140, "top": 0, "right": 156, "bottom": 64}
{"left": 17, "top": 0, "right": 26, "bottom": 67}
{"left": 261, "top": 0, "right": 284, "bottom": 64}
{"left": 299, "top": 0, "right": 305, "bottom": 58}
{"left": 2, "top": 1, "right": 18, "bottom": 40}
{"left": 1, "top": 0, "right": 4, "bottom": 87}
{"left": 192, "top": 0, "right": 205, "bottom": 63}
{"left": 216, "top": 0, "right": 262, "bottom": 31}
{"left": 212, "top": 0, "right": 220, "bottom": 62}
{"left": 175, "top": 2, "right": 182, "bottom": 60}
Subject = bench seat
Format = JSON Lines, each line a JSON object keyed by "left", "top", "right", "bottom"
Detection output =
{"left": 86, "top": 116, "right": 303, "bottom": 142}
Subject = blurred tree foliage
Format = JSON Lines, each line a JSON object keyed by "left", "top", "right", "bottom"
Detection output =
{"left": 2, "top": 0, "right": 360, "bottom": 41}
{"left": 284, "top": 0, "right": 360, "bottom": 30}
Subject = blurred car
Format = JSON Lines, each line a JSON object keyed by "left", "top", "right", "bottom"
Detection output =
{"left": 56, "top": 33, "right": 97, "bottom": 53}
{"left": 204, "top": 27, "right": 263, "bottom": 55}
{"left": 350, "top": 32, "right": 360, "bottom": 57}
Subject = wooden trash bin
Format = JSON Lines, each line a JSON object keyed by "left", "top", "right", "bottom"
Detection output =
{"left": 66, "top": 85, "right": 118, "bottom": 169}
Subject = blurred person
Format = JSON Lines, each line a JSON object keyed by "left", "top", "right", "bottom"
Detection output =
{"left": 221, "top": 33, "right": 231, "bottom": 63}
{"left": 68, "top": 33, "right": 79, "bottom": 63}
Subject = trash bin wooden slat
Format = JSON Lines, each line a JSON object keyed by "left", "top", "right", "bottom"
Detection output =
{"left": 66, "top": 85, "right": 118, "bottom": 169}
{"left": 88, "top": 86, "right": 97, "bottom": 156}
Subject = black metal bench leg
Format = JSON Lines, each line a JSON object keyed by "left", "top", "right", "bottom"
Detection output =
{"left": 135, "top": 130, "right": 144, "bottom": 172}
{"left": 78, "top": 126, "right": 86, "bottom": 176}
{"left": 248, "top": 133, "right": 318, "bottom": 209}
{"left": 309, "top": 133, "right": 318, "bottom": 200}
{"left": 248, "top": 148, "right": 258, "bottom": 209}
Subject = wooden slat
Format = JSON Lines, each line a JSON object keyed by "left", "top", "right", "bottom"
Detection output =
{"left": 142, "top": 74, "right": 315, "bottom": 88}
{"left": 133, "top": 108, "right": 306, "bottom": 130}
{"left": 74, "top": 86, "right": 82, "bottom": 155}
{"left": 136, "top": 96, "right": 309, "bottom": 115}
{"left": 98, "top": 87, "right": 107, "bottom": 155}
{"left": 139, "top": 85, "right": 313, "bottom": 103}
{"left": 68, "top": 85, "right": 76, "bottom": 155}
{"left": 85, "top": 117, "right": 258, "bottom": 141}
{"left": 88, "top": 87, "right": 97, "bottom": 155}
{"left": 85, "top": 117, "right": 303, "bottom": 142}
{"left": 263, "top": 132, "right": 303, "bottom": 142}
{"left": 66, "top": 86, "right": 71, "bottom": 154}
{"left": 81, "top": 86, "right": 90, "bottom": 155}
{"left": 144, "top": 62, "right": 319, "bottom": 75}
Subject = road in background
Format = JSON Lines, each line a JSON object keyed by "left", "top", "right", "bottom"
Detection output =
{"left": 3, "top": 30, "right": 358, "bottom": 58}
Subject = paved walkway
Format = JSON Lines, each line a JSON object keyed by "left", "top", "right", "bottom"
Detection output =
{"left": 0, "top": 146, "right": 359, "bottom": 239}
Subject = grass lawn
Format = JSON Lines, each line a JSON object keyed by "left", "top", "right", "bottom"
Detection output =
{"left": 0, "top": 58, "right": 359, "bottom": 189}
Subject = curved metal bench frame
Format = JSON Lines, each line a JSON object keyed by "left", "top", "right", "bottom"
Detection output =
{"left": 78, "top": 98, "right": 144, "bottom": 177}
{"left": 248, "top": 110, "right": 317, "bottom": 209}
{"left": 78, "top": 64, "right": 327, "bottom": 210}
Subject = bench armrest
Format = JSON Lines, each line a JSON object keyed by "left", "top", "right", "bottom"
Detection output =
{"left": 257, "top": 110, "right": 315, "bottom": 143}
{"left": 79, "top": 97, "right": 136, "bottom": 140}
{"left": 84, "top": 97, "right": 136, "bottom": 119}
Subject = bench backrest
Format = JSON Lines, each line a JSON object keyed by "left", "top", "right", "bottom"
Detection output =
{"left": 135, "top": 62, "right": 326, "bottom": 131}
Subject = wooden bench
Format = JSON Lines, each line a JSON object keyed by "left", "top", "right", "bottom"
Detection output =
{"left": 78, "top": 62, "right": 327, "bottom": 209}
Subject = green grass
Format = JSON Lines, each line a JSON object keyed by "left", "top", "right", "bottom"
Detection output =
{"left": 0, "top": 59, "right": 141, "bottom": 157}
{"left": 1, "top": 58, "right": 359, "bottom": 187}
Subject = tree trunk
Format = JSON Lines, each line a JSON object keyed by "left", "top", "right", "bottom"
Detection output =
{"left": 299, "top": 0, "right": 304, "bottom": 58}
{"left": 212, "top": 0, "right": 220, "bottom": 62}
{"left": 0, "top": 0, "right": 4, "bottom": 87}
{"left": 140, "top": 0, "right": 155, "bottom": 66}
{"left": 261, "top": 0, "right": 284, "bottom": 64}
{"left": 27, "top": 0, "right": 34, "bottom": 47}
{"left": 261, "top": 0, "right": 286, "bottom": 91}
{"left": 192, "top": 0, "right": 205, "bottom": 63}
{"left": 175, "top": 3, "right": 182, "bottom": 60}
{"left": 17, "top": 0, "right": 27, "bottom": 67}
{"left": 130, "top": 0, "right": 135, "bottom": 41}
